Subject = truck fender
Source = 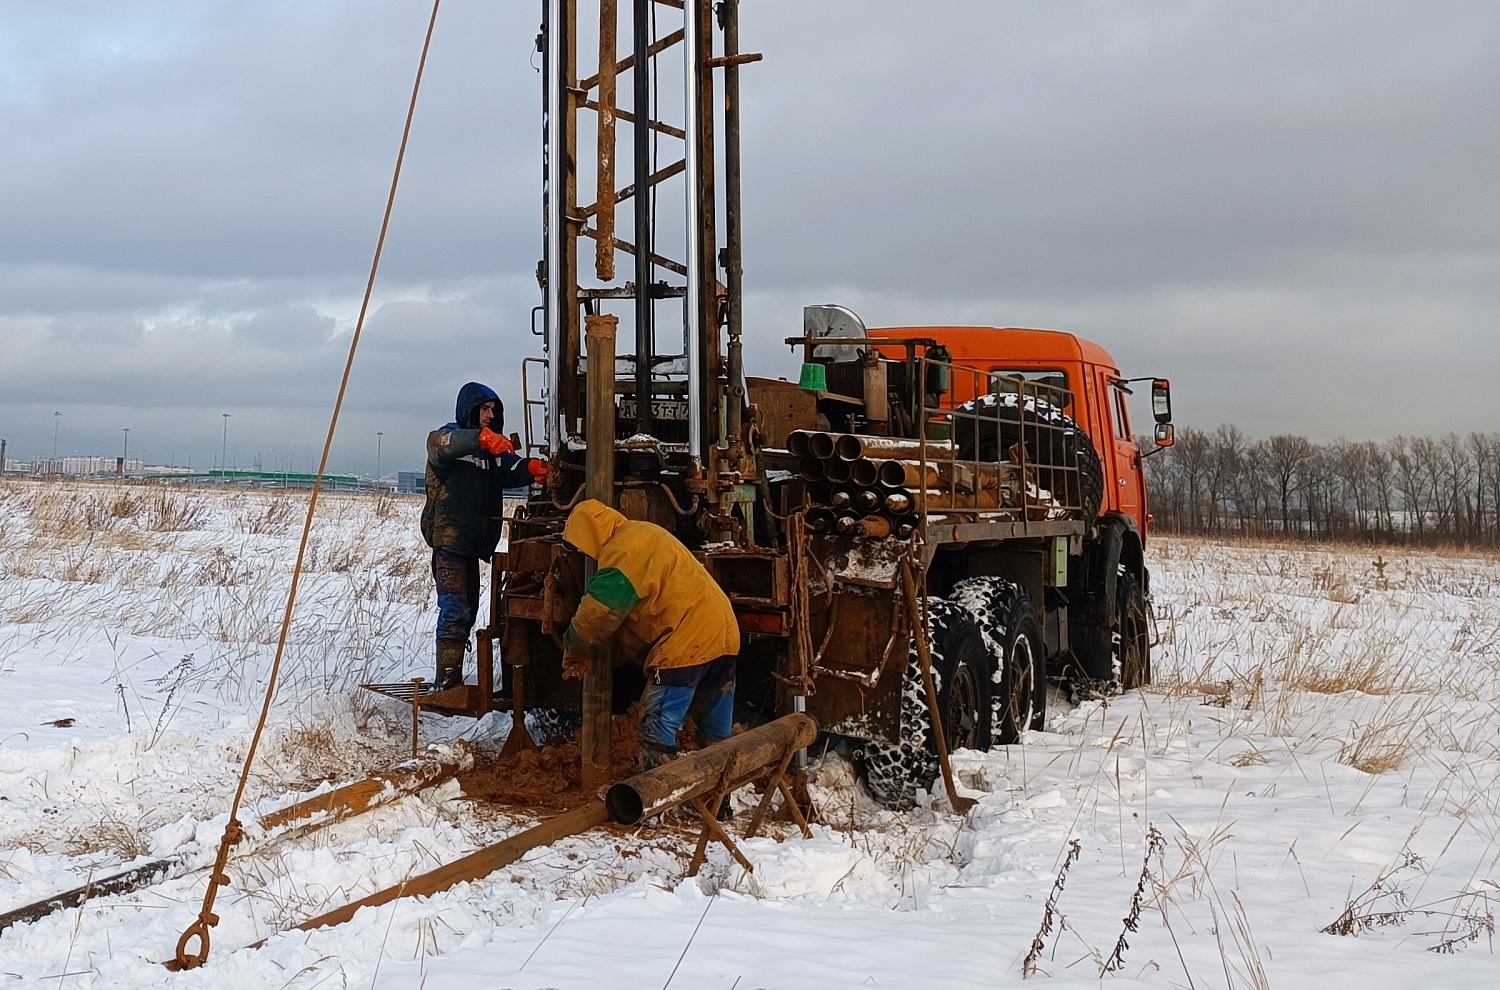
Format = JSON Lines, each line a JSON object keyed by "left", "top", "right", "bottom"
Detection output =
{"left": 1085, "top": 514, "right": 1141, "bottom": 630}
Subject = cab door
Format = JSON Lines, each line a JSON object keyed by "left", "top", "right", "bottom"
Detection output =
{"left": 1103, "top": 373, "right": 1143, "bottom": 527}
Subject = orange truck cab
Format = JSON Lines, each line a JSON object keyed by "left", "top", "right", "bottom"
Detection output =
{"left": 873, "top": 325, "right": 1174, "bottom": 690}
{"left": 876, "top": 326, "right": 1156, "bottom": 538}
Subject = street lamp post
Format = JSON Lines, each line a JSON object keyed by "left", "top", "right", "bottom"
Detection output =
{"left": 122, "top": 428, "right": 130, "bottom": 477}
{"left": 220, "top": 413, "right": 230, "bottom": 478}
{"left": 376, "top": 432, "right": 383, "bottom": 485}
{"left": 52, "top": 411, "right": 61, "bottom": 461}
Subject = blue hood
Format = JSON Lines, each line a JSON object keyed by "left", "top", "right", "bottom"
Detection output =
{"left": 454, "top": 382, "right": 501, "bottom": 431}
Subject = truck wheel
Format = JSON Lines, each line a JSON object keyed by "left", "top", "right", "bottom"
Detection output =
{"left": 1117, "top": 567, "right": 1150, "bottom": 690}
{"left": 951, "top": 576, "right": 1040, "bottom": 745}
{"left": 860, "top": 598, "right": 991, "bottom": 809}
{"left": 1073, "top": 563, "right": 1149, "bottom": 694}
{"left": 996, "top": 590, "right": 1047, "bottom": 742}
{"left": 953, "top": 394, "right": 1104, "bottom": 520}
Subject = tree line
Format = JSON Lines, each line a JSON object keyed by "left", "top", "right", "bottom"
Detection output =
{"left": 1138, "top": 426, "right": 1500, "bottom": 547}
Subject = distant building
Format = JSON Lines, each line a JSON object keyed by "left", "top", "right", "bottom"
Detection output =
{"left": 397, "top": 471, "right": 425, "bottom": 495}
{"left": 35, "top": 457, "right": 144, "bottom": 477}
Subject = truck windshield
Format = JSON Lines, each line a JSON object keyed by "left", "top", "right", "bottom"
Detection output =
{"left": 990, "top": 368, "right": 1072, "bottom": 410}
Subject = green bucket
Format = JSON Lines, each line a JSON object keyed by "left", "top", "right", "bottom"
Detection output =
{"left": 797, "top": 362, "right": 827, "bottom": 392}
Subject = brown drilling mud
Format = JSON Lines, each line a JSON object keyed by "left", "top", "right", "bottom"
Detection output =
{"left": 459, "top": 717, "right": 643, "bottom": 811}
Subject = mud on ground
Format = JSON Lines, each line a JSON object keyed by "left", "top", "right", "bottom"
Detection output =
{"left": 458, "top": 716, "right": 644, "bottom": 810}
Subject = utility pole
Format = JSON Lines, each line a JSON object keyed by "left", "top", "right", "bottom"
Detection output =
{"left": 220, "top": 413, "right": 230, "bottom": 477}
{"left": 121, "top": 428, "right": 130, "bottom": 479}
{"left": 52, "top": 411, "right": 61, "bottom": 461}
{"left": 376, "top": 431, "right": 384, "bottom": 483}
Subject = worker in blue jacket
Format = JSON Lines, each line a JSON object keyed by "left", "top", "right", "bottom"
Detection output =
{"left": 420, "top": 382, "right": 548, "bottom": 689}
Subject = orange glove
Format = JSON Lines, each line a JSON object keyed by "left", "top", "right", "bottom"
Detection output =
{"left": 561, "top": 650, "right": 590, "bottom": 680}
{"left": 527, "top": 458, "right": 550, "bottom": 482}
{"left": 477, "top": 428, "right": 514, "bottom": 456}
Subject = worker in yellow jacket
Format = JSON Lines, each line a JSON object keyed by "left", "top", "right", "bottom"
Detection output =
{"left": 560, "top": 500, "right": 740, "bottom": 769}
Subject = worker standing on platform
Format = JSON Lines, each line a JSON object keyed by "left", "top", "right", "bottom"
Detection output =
{"left": 559, "top": 499, "right": 740, "bottom": 769}
{"left": 421, "top": 382, "right": 548, "bottom": 690}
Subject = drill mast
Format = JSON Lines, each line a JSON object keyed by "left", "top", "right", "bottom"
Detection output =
{"left": 541, "top": 0, "right": 754, "bottom": 474}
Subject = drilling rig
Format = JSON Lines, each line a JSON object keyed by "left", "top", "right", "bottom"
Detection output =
{"left": 367, "top": 0, "right": 1175, "bottom": 809}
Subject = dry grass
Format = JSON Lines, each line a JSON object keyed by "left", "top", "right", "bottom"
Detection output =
{"left": 1336, "top": 697, "right": 1445, "bottom": 775}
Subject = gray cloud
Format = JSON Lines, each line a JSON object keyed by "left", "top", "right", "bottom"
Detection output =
{"left": 1, "top": 1, "right": 1496, "bottom": 473}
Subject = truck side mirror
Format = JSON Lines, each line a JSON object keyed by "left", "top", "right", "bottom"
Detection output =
{"left": 1154, "top": 422, "right": 1175, "bottom": 447}
{"left": 1151, "top": 379, "right": 1172, "bottom": 424}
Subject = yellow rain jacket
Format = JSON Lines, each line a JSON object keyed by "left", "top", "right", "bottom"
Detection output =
{"left": 561, "top": 500, "right": 739, "bottom": 670}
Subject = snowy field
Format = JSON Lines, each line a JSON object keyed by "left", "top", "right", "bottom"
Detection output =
{"left": 2, "top": 477, "right": 1499, "bottom": 989}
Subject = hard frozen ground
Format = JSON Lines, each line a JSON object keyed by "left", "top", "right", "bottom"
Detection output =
{"left": 1, "top": 479, "right": 1498, "bottom": 988}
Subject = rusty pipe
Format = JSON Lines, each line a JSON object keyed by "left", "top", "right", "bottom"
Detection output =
{"left": 787, "top": 430, "right": 812, "bottom": 458}
{"left": 267, "top": 720, "right": 820, "bottom": 945}
{"left": 605, "top": 713, "right": 819, "bottom": 824}
{"left": 861, "top": 350, "right": 889, "bottom": 425}
{"left": 878, "top": 459, "right": 1011, "bottom": 493}
{"left": 583, "top": 314, "right": 619, "bottom": 794}
{"left": 805, "top": 507, "right": 838, "bottom": 533}
{"left": 259, "top": 748, "right": 474, "bottom": 832}
{"left": 850, "top": 458, "right": 879, "bottom": 487}
{"left": 286, "top": 801, "right": 612, "bottom": 937}
{"left": 835, "top": 435, "right": 956, "bottom": 461}
{"left": 5, "top": 750, "right": 472, "bottom": 939}
{"left": 808, "top": 431, "right": 838, "bottom": 460}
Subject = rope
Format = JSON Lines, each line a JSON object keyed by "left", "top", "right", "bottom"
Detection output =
{"left": 171, "top": 0, "right": 444, "bottom": 968}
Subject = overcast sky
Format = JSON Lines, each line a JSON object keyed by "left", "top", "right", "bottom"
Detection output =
{"left": 1, "top": 1, "right": 1495, "bottom": 474}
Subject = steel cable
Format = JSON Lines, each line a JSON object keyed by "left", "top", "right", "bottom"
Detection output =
{"left": 171, "top": 0, "right": 444, "bottom": 968}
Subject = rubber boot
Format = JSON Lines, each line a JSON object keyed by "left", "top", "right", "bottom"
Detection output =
{"left": 434, "top": 639, "right": 466, "bottom": 691}
{"left": 640, "top": 742, "right": 677, "bottom": 772}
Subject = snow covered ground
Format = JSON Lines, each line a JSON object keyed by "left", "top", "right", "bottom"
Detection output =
{"left": 2, "top": 478, "right": 1499, "bottom": 988}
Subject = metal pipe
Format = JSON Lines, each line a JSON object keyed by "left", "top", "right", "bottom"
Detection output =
{"left": 805, "top": 507, "right": 837, "bottom": 533}
{"left": 605, "top": 713, "right": 818, "bottom": 824}
{"left": 877, "top": 459, "right": 1010, "bottom": 492}
{"left": 583, "top": 313, "right": 618, "bottom": 793}
{"left": 632, "top": 0, "right": 653, "bottom": 435}
{"left": 836, "top": 434, "right": 957, "bottom": 462}
{"left": 786, "top": 430, "right": 812, "bottom": 458}
{"left": 271, "top": 719, "right": 818, "bottom": 944}
{"left": 823, "top": 459, "right": 851, "bottom": 483}
{"left": 288, "top": 802, "right": 612, "bottom": 936}
{"left": 808, "top": 431, "right": 837, "bottom": 460}
{"left": 544, "top": 0, "right": 566, "bottom": 454}
{"left": 861, "top": 350, "right": 888, "bottom": 426}
{"left": 682, "top": 0, "right": 704, "bottom": 460}
{"left": 722, "top": 0, "right": 745, "bottom": 457}
{"left": 849, "top": 458, "right": 879, "bottom": 487}
{"left": 1, "top": 751, "right": 473, "bottom": 937}
{"left": 797, "top": 456, "right": 824, "bottom": 481}
{"left": 595, "top": 0, "right": 618, "bottom": 282}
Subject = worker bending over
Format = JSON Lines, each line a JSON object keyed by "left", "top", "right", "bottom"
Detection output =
{"left": 560, "top": 499, "right": 740, "bottom": 769}
{"left": 421, "top": 381, "right": 548, "bottom": 690}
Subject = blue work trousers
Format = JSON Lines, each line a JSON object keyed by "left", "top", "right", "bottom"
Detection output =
{"left": 432, "top": 549, "right": 481, "bottom": 643}
{"left": 638, "top": 654, "right": 736, "bottom": 752}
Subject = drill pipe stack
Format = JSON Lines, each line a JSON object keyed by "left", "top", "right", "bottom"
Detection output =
{"left": 789, "top": 430, "right": 1019, "bottom": 538}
